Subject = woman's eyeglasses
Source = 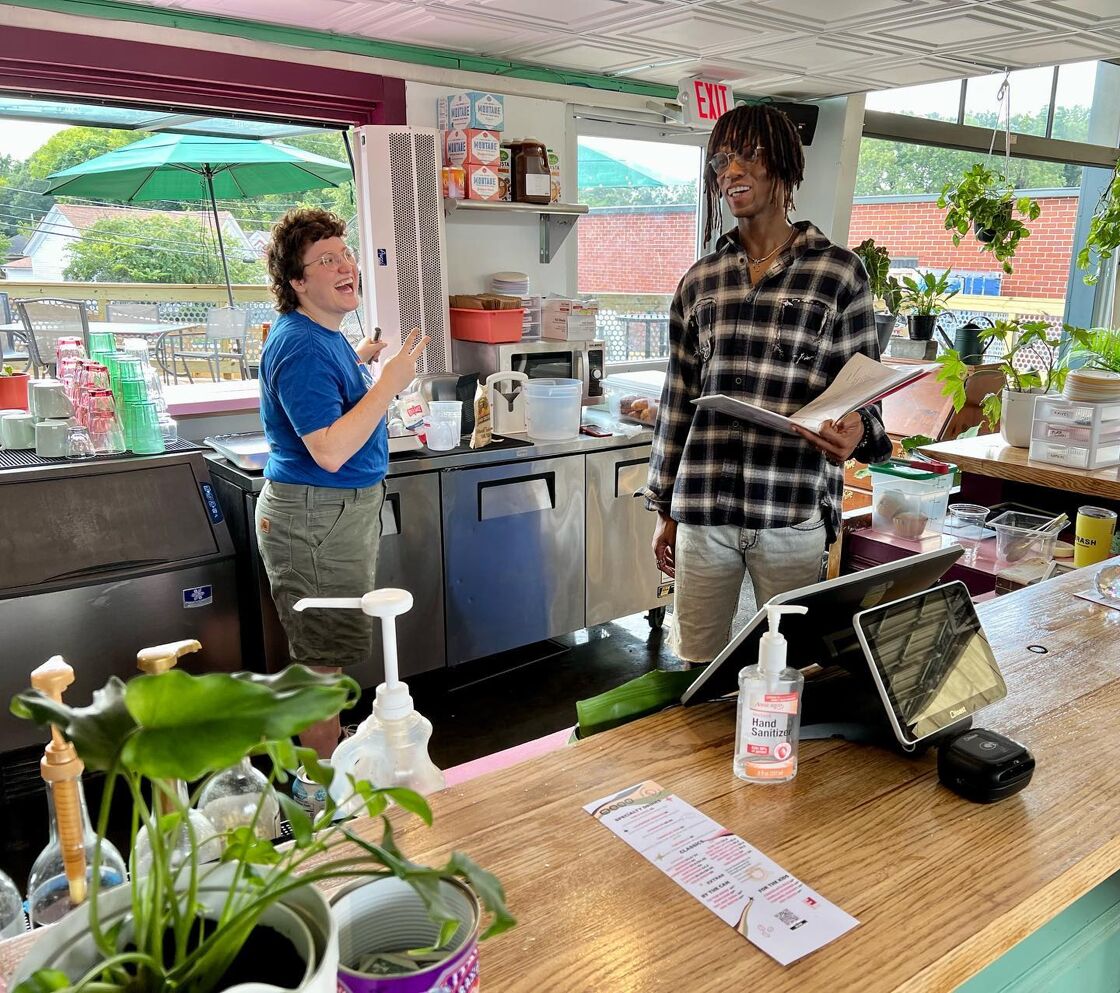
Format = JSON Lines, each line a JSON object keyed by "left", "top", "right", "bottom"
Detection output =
{"left": 707, "top": 147, "right": 765, "bottom": 175}
{"left": 303, "top": 247, "right": 357, "bottom": 271}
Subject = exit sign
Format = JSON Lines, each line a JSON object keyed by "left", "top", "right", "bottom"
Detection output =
{"left": 677, "top": 76, "right": 734, "bottom": 126}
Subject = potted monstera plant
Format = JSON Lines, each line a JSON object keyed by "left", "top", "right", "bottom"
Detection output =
{"left": 938, "top": 163, "right": 1041, "bottom": 275}
{"left": 936, "top": 318, "right": 1068, "bottom": 447}
{"left": 9, "top": 663, "right": 514, "bottom": 993}
{"left": 898, "top": 268, "right": 958, "bottom": 341}
{"left": 853, "top": 238, "right": 903, "bottom": 352}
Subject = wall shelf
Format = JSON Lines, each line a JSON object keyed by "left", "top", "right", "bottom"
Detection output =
{"left": 443, "top": 199, "right": 590, "bottom": 263}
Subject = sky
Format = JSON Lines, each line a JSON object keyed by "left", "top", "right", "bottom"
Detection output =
{"left": 2, "top": 119, "right": 66, "bottom": 160}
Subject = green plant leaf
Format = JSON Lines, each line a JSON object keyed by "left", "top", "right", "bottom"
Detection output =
{"left": 958, "top": 425, "right": 981, "bottom": 439}
{"left": 221, "top": 827, "right": 282, "bottom": 866}
{"left": 295, "top": 747, "right": 334, "bottom": 788}
{"left": 382, "top": 787, "right": 433, "bottom": 827}
{"left": 444, "top": 852, "right": 517, "bottom": 940}
{"left": 900, "top": 434, "right": 936, "bottom": 453}
{"left": 12, "top": 969, "right": 72, "bottom": 993}
{"left": 980, "top": 392, "right": 1002, "bottom": 431}
{"left": 278, "top": 793, "right": 313, "bottom": 847}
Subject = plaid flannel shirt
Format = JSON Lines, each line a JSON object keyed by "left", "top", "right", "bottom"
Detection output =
{"left": 642, "top": 221, "right": 893, "bottom": 540}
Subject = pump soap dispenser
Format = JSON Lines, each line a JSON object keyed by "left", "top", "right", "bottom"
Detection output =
{"left": 26, "top": 657, "right": 127, "bottom": 927}
{"left": 294, "top": 589, "right": 445, "bottom": 817}
{"left": 734, "top": 605, "right": 808, "bottom": 785}
{"left": 133, "top": 640, "right": 222, "bottom": 875}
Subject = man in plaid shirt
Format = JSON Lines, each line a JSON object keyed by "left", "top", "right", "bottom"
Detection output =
{"left": 642, "top": 104, "right": 892, "bottom": 664}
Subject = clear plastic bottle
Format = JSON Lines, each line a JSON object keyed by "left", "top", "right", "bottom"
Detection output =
{"left": 0, "top": 868, "right": 27, "bottom": 939}
{"left": 734, "top": 605, "right": 808, "bottom": 785}
{"left": 135, "top": 780, "right": 222, "bottom": 876}
{"left": 198, "top": 758, "right": 281, "bottom": 839}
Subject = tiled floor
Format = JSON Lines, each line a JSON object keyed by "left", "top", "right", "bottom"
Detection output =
{"left": 0, "top": 611, "right": 677, "bottom": 894}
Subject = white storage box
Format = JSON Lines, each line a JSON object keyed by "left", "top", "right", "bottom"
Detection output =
{"left": 867, "top": 462, "right": 954, "bottom": 540}
{"left": 601, "top": 371, "right": 665, "bottom": 426}
{"left": 1030, "top": 395, "right": 1120, "bottom": 469}
{"left": 541, "top": 298, "right": 599, "bottom": 341}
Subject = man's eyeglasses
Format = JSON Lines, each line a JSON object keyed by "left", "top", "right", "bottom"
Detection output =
{"left": 302, "top": 248, "right": 357, "bottom": 272}
{"left": 708, "top": 147, "right": 765, "bottom": 175}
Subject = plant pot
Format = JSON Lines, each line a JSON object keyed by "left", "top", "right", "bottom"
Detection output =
{"left": 907, "top": 315, "right": 937, "bottom": 341}
{"left": 332, "top": 876, "right": 481, "bottom": 993}
{"left": 874, "top": 313, "right": 897, "bottom": 353}
{"left": 999, "top": 388, "right": 1045, "bottom": 449}
{"left": 975, "top": 227, "right": 997, "bottom": 244}
{"left": 0, "top": 373, "right": 30, "bottom": 411}
{"left": 13, "top": 864, "right": 339, "bottom": 993}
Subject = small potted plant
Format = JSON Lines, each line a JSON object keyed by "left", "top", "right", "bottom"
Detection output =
{"left": 9, "top": 663, "right": 514, "bottom": 993}
{"left": 936, "top": 318, "right": 1068, "bottom": 447}
{"left": 1077, "top": 166, "right": 1120, "bottom": 286}
{"left": 898, "top": 268, "right": 958, "bottom": 341}
{"left": 0, "top": 363, "right": 30, "bottom": 409}
{"left": 1066, "top": 323, "right": 1120, "bottom": 372}
{"left": 938, "top": 163, "right": 1041, "bottom": 275}
{"left": 853, "top": 238, "right": 903, "bottom": 352}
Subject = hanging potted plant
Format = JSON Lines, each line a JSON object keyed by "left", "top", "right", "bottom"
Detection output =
{"left": 0, "top": 363, "right": 30, "bottom": 410}
{"left": 1077, "top": 166, "right": 1120, "bottom": 286}
{"left": 898, "top": 268, "right": 958, "bottom": 341}
{"left": 9, "top": 663, "right": 514, "bottom": 993}
{"left": 853, "top": 238, "right": 903, "bottom": 352}
{"left": 935, "top": 318, "right": 1068, "bottom": 447}
{"left": 937, "top": 163, "right": 1041, "bottom": 275}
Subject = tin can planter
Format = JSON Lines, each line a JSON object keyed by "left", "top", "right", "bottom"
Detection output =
{"left": 12, "top": 864, "right": 339, "bottom": 993}
{"left": 332, "top": 877, "right": 481, "bottom": 993}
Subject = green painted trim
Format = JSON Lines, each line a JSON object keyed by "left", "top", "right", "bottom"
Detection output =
{"left": 2, "top": 0, "right": 681, "bottom": 99}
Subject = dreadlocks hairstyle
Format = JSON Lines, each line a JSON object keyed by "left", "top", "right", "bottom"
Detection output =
{"left": 701, "top": 104, "right": 805, "bottom": 246}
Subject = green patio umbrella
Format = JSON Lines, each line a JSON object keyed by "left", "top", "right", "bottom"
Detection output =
{"left": 44, "top": 133, "right": 352, "bottom": 305}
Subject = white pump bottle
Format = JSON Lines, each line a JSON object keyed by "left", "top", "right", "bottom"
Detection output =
{"left": 293, "top": 589, "right": 445, "bottom": 819}
{"left": 734, "top": 604, "right": 808, "bottom": 784}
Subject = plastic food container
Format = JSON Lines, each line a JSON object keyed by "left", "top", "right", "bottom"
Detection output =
{"left": 868, "top": 462, "right": 955, "bottom": 540}
{"left": 449, "top": 307, "right": 524, "bottom": 344}
{"left": 989, "top": 510, "right": 1060, "bottom": 566}
{"left": 1030, "top": 396, "right": 1120, "bottom": 469}
{"left": 525, "top": 377, "right": 582, "bottom": 441}
{"left": 600, "top": 371, "right": 665, "bottom": 426}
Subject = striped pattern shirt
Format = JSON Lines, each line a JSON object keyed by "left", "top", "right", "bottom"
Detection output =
{"left": 642, "top": 221, "right": 893, "bottom": 538}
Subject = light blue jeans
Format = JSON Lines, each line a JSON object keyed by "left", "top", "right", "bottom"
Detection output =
{"left": 670, "top": 512, "right": 829, "bottom": 664}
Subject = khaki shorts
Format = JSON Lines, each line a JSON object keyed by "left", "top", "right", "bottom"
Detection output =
{"left": 255, "top": 479, "right": 385, "bottom": 668}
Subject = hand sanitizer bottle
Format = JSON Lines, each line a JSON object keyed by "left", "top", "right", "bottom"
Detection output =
{"left": 734, "top": 605, "right": 808, "bottom": 784}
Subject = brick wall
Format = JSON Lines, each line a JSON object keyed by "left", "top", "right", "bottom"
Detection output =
{"left": 847, "top": 193, "right": 1079, "bottom": 298}
{"left": 577, "top": 194, "right": 1079, "bottom": 299}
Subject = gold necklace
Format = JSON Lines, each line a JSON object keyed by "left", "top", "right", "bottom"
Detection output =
{"left": 746, "top": 228, "right": 795, "bottom": 266}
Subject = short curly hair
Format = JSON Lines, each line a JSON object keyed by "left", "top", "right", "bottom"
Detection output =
{"left": 267, "top": 207, "right": 348, "bottom": 314}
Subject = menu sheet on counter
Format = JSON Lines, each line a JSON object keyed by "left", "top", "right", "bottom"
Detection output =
{"left": 585, "top": 781, "right": 858, "bottom": 965}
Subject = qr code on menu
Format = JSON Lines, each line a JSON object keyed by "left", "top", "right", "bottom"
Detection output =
{"left": 776, "top": 909, "right": 804, "bottom": 929}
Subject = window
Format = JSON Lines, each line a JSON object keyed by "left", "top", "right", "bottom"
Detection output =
{"left": 576, "top": 131, "right": 704, "bottom": 366}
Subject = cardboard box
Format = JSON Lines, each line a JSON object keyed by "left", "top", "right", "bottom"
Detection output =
{"left": 497, "top": 147, "right": 511, "bottom": 202}
{"left": 542, "top": 298, "right": 599, "bottom": 340}
{"left": 443, "top": 129, "right": 503, "bottom": 168}
{"left": 441, "top": 91, "right": 505, "bottom": 132}
{"left": 547, "top": 148, "right": 561, "bottom": 203}
{"left": 465, "top": 163, "right": 502, "bottom": 201}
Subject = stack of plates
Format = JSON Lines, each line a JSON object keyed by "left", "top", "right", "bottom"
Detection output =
{"left": 491, "top": 271, "right": 530, "bottom": 296}
{"left": 1063, "top": 369, "right": 1120, "bottom": 403}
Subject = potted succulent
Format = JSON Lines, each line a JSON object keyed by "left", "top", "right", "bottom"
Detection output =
{"left": 938, "top": 163, "right": 1041, "bottom": 275}
{"left": 898, "top": 268, "right": 958, "bottom": 341}
{"left": 853, "top": 238, "right": 903, "bottom": 352}
{"left": 9, "top": 664, "right": 514, "bottom": 993}
{"left": 1077, "top": 167, "right": 1120, "bottom": 286}
{"left": 935, "top": 318, "right": 1068, "bottom": 447}
{"left": 0, "top": 363, "right": 30, "bottom": 409}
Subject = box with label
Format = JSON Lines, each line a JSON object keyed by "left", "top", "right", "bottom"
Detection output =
{"left": 442, "top": 91, "right": 505, "bottom": 132}
{"left": 443, "top": 129, "right": 503, "bottom": 168}
{"left": 542, "top": 298, "right": 599, "bottom": 340}
{"left": 547, "top": 148, "right": 561, "bottom": 203}
{"left": 497, "top": 147, "right": 511, "bottom": 202}
{"left": 465, "top": 163, "right": 502, "bottom": 201}
{"left": 437, "top": 97, "right": 448, "bottom": 131}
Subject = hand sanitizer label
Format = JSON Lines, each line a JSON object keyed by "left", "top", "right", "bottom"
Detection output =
{"left": 741, "top": 691, "right": 797, "bottom": 778}
{"left": 752, "top": 691, "right": 799, "bottom": 715}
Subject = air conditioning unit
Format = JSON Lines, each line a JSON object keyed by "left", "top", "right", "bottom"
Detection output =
{"left": 352, "top": 125, "right": 451, "bottom": 374}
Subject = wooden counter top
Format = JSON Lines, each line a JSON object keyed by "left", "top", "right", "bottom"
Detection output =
{"left": 4, "top": 563, "right": 1120, "bottom": 991}
{"left": 920, "top": 434, "right": 1120, "bottom": 501}
{"left": 342, "top": 559, "right": 1120, "bottom": 992}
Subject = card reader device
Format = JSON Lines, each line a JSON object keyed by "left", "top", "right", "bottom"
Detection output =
{"left": 937, "top": 728, "right": 1035, "bottom": 803}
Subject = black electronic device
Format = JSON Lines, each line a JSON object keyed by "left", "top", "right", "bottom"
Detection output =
{"left": 853, "top": 581, "right": 1007, "bottom": 748}
{"left": 771, "top": 101, "right": 819, "bottom": 145}
{"left": 937, "top": 728, "right": 1035, "bottom": 803}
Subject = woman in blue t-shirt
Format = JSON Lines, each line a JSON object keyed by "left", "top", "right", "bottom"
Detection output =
{"left": 256, "top": 207, "right": 428, "bottom": 757}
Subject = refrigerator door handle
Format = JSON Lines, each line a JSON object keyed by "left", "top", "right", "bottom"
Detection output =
{"left": 478, "top": 473, "right": 555, "bottom": 521}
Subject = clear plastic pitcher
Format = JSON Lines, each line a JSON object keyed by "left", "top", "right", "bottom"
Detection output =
{"left": 525, "top": 377, "right": 582, "bottom": 442}
{"left": 425, "top": 400, "right": 462, "bottom": 451}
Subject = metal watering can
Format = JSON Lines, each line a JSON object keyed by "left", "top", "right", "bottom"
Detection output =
{"left": 938, "top": 315, "right": 996, "bottom": 365}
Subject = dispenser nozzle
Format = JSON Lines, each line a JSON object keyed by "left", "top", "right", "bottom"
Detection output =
{"left": 31, "top": 656, "right": 75, "bottom": 701}
{"left": 136, "top": 639, "right": 202, "bottom": 674}
{"left": 764, "top": 604, "right": 807, "bottom": 635}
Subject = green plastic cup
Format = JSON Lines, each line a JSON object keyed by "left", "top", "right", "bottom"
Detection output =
{"left": 124, "top": 400, "right": 164, "bottom": 454}
{"left": 88, "top": 331, "right": 116, "bottom": 355}
{"left": 120, "top": 378, "right": 148, "bottom": 404}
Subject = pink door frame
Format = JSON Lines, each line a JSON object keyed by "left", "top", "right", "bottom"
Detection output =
{"left": 0, "top": 26, "right": 405, "bottom": 127}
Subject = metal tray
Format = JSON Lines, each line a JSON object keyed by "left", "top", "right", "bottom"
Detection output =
{"left": 203, "top": 432, "right": 270, "bottom": 471}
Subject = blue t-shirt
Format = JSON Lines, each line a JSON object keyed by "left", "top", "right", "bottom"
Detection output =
{"left": 259, "top": 311, "right": 387, "bottom": 488}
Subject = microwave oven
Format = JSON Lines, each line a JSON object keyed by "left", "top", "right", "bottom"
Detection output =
{"left": 451, "top": 339, "right": 605, "bottom": 401}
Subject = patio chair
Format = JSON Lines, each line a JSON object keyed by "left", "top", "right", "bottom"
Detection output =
{"left": 157, "top": 307, "right": 250, "bottom": 383}
{"left": 0, "top": 291, "right": 31, "bottom": 371}
{"left": 106, "top": 302, "right": 161, "bottom": 323}
{"left": 15, "top": 298, "right": 91, "bottom": 375}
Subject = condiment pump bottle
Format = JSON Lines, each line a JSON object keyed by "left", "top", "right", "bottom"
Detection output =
{"left": 132, "top": 640, "right": 222, "bottom": 875}
{"left": 294, "top": 589, "right": 445, "bottom": 817}
{"left": 734, "top": 605, "right": 808, "bottom": 785}
{"left": 26, "top": 657, "right": 127, "bottom": 927}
